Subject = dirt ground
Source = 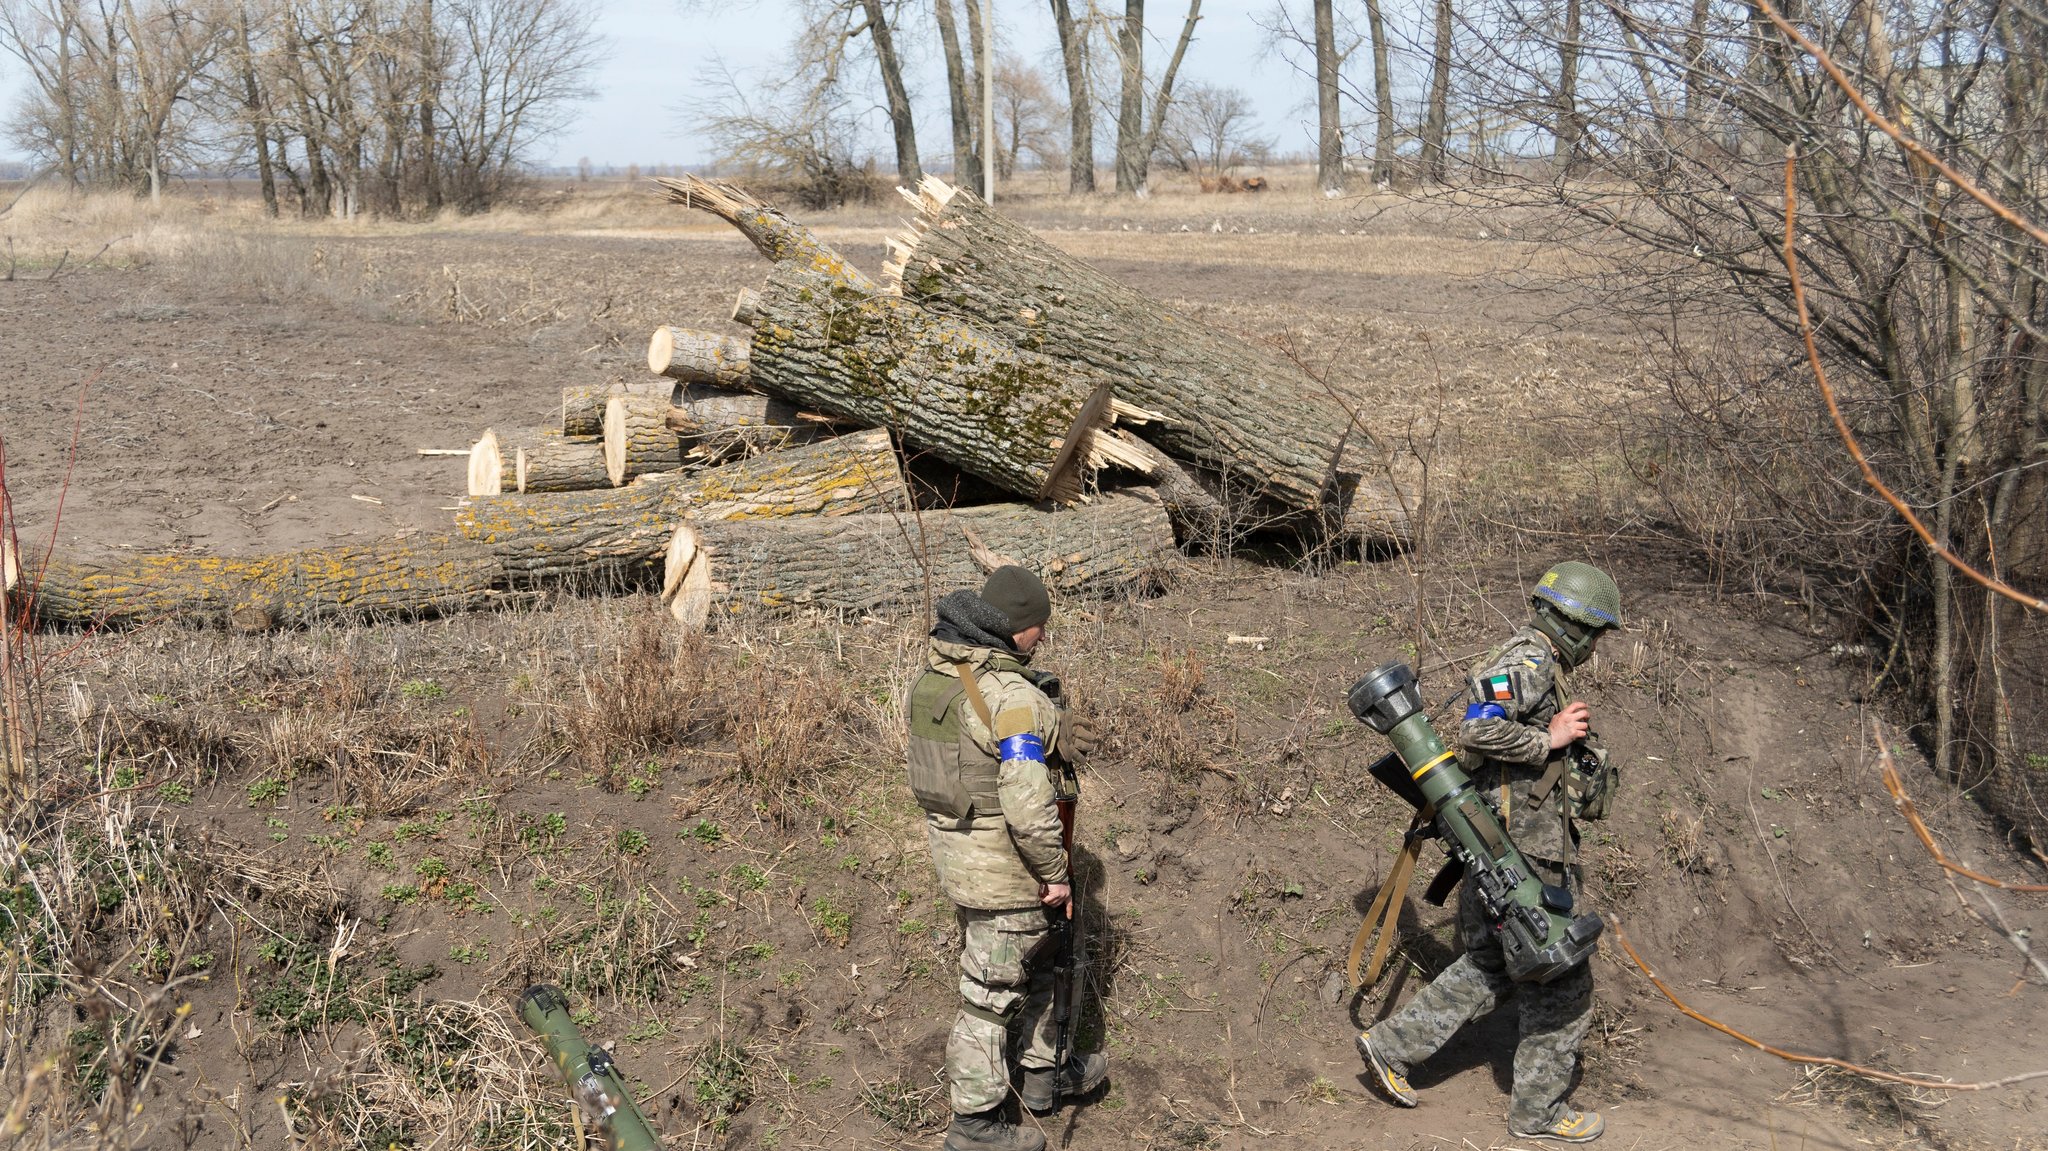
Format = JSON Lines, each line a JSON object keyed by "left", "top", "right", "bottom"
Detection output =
{"left": 2, "top": 184, "right": 2044, "bottom": 1151}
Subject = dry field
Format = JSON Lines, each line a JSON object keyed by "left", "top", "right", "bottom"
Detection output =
{"left": 2, "top": 178, "right": 2043, "bottom": 1151}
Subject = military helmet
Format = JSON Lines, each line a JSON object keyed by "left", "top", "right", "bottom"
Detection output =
{"left": 1529, "top": 561, "right": 1620, "bottom": 667}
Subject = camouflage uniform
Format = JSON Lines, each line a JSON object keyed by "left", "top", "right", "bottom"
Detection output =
{"left": 1371, "top": 625, "right": 1597, "bottom": 1133}
{"left": 908, "top": 637, "right": 1070, "bottom": 1115}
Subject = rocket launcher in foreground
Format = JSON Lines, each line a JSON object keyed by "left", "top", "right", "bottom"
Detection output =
{"left": 1347, "top": 661, "right": 1603, "bottom": 983}
{"left": 519, "top": 984, "right": 661, "bottom": 1151}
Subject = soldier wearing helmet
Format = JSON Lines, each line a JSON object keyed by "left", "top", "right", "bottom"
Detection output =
{"left": 1357, "top": 561, "right": 1623, "bottom": 1144}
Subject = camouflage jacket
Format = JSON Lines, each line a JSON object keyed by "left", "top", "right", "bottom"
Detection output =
{"left": 913, "top": 638, "right": 1069, "bottom": 911}
{"left": 1457, "top": 625, "right": 1579, "bottom": 863}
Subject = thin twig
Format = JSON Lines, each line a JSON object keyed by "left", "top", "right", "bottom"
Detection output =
{"left": 1610, "top": 917, "right": 2048, "bottom": 1091}
{"left": 1779, "top": 148, "right": 2048, "bottom": 614}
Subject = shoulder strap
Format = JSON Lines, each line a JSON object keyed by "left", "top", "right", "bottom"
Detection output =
{"left": 1529, "top": 755, "right": 1570, "bottom": 805}
{"left": 950, "top": 659, "right": 996, "bottom": 733}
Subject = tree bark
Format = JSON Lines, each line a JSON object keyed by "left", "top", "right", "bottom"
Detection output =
{"left": 1111, "top": 431, "right": 1226, "bottom": 545}
{"left": 1364, "top": 0, "right": 1395, "bottom": 185}
{"left": 1555, "top": 0, "right": 1583, "bottom": 175}
{"left": 1135, "top": 0, "right": 1203, "bottom": 192}
{"left": 884, "top": 178, "right": 1401, "bottom": 542}
{"left": 1115, "top": 0, "right": 1146, "bottom": 194}
{"left": 1314, "top": 0, "right": 1344, "bottom": 195}
{"left": 517, "top": 430, "right": 612, "bottom": 494}
{"left": 562, "top": 383, "right": 662, "bottom": 437}
{"left": 745, "top": 261, "right": 1127, "bottom": 503}
{"left": 665, "top": 383, "right": 827, "bottom": 465}
{"left": 457, "top": 429, "right": 909, "bottom": 587}
{"left": 11, "top": 536, "right": 509, "bottom": 631}
{"left": 1049, "top": 0, "right": 1095, "bottom": 192}
{"left": 647, "top": 327, "right": 752, "bottom": 387}
{"left": 935, "top": 0, "right": 982, "bottom": 196}
{"left": 671, "top": 489, "right": 1176, "bottom": 625}
{"left": 1422, "top": 0, "right": 1453, "bottom": 183}
{"left": 605, "top": 393, "right": 684, "bottom": 486}
{"left": 657, "top": 176, "right": 876, "bottom": 289}
{"left": 859, "top": 0, "right": 923, "bottom": 184}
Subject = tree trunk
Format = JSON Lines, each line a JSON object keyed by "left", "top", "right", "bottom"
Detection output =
{"left": 468, "top": 428, "right": 514, "bottom": 496}
{"left": 1115, "top": 0, "right": 1146, "bottom": 194}
{"left": 1136, "top": 0, "right": 1202, "bottom": 192}
{"left": 935, "top": 0, "right": 982, "bottom": 196}
{"left": 1555, "top": 0, "right": 1583, "bottom": 175}
{"left": 859, "top": 0, "right": 923, "bottom": 184}
{"left": 883, "top": 178, "right": 1403, "bottom": 543}
{"left": 669, "top": 489, "right": 1176, "bottom": 626}
{"left": 457, "top": 430, "right": 909, "bottom": 587}
{"left": 562, "top": 383, "right": 662, "bottom": 437}
{"left": 647, "top": 327, "right": 751, "bottom": 387}
{"left": 419, "top": 0, "right": 442, "bottom": 213}
{"left": 1111, "top": 432, "right": 1226, "bottom": 546}
{"left": 656, "top": 176, "right": 876, "bottom": 289}
{"left": 518, "top": 431, "right": 612, "bottom": 494}
{"left": 1422, "top": 0, "right": 1453, "bottom": 183}
{"left": 605, "top": 393, "right": 684, "bottom": 486}
{"left": 1050, "top": 0, "right": 1095, "bottom": 192}
{"left": 1364, "top": 0, "right": 1394, "bottom": 185}
{"left": 745, "top": 261, "right": 1127, "bottom": 503}
{"left": 1314, "top": 0, "right": 1344, "bottom": 195}
{"left": 666, "top": 383, "right": 827, "bottom": 465}
{"left": 10, "top": 536, "right": 509, "bottom": 631}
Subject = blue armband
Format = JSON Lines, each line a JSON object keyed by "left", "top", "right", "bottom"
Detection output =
{"left": 998, "top": 733, "right": 1047, "bottom": 765}
{"left": 1463, "top": 701, "right": 1508, "bottom": 722}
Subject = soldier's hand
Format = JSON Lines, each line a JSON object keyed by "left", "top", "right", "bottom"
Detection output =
{"left": 1039, "top": 882, "right": 1072, "bottom": 908}
{"left": 1548, "top": 701, "right": 1592, "bottom": 749}
{"left": 1065, "top": 715, "right": 1102, "bottom": 762}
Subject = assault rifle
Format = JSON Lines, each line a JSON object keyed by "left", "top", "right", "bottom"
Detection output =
{"left": 1048, "top": 751, "right": 1085, "bottom": 1093}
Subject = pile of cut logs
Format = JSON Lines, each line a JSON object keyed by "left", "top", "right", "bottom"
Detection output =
{"left": 4, "top": 179, "right": 1407, "bottom": 634}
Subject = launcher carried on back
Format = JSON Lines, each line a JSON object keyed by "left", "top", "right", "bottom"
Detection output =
{"left": 1347, "top": 661, "right": 1602, "bottom": 984}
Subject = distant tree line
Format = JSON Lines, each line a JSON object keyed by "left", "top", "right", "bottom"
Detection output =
{"left": 0, "top": 0, "right": 598, "bottom": 216}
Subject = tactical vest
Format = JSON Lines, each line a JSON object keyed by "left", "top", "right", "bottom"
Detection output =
{"left": 906, "top": 655, "right": 1027, "bottom": 823}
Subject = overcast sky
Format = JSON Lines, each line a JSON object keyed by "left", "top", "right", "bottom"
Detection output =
{"left": 0, "top": 0, "right": 1439, "bottom": 171}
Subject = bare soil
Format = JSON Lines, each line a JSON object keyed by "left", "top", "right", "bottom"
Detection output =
{"left": 2, "top": 190, "right": 2043, "bottom": 1151}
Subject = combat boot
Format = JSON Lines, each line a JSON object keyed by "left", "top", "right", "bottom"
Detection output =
{"left": 1510, "top": 1108, "right": 1605, "bottom": 1143}
{"left": 943, "top": 1108, "right": 1045, "bottom": 1151}
{"left": 1017, "top": 1052, "right": 1109, "bottom": 1113}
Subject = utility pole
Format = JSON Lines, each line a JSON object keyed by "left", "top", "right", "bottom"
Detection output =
{"left": 981, "top": 0, "right": 996, "bottom": 203}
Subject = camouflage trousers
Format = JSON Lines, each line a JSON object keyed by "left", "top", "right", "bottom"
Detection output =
{"left": 1371, "top": 858, "right": 1593, "bottom": 1130}
{"left": 946, "top": 905, "right": 1057, "bottom": 1114}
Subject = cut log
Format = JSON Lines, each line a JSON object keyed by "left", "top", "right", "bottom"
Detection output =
{"left": 656, "top": 175, "right": 877, "bottom": 290}
{"left": 604, "top": 394, "right": 683, "bottom": 486}
{"left": 12, "top": 536, "right": 512, "bottom": 631}
{"left": 457, "top": 429, "right": 909, "bottom": 586}
{"left": 666, "top": 489, "right": 1176, "bottom": 626}
{"left": 648, "top": 326, "right": 751, "bottom": 387}
{"left": 882, "top": 176, "right": 1394, "bottom": 538}
{"left": 746, "top": 262, "right": 1126, "bottom": 504}
{"left": 467, "top": 429, "right": 510, "bottom": 497}
{"left": 666, "top": 382, "right": 826, "bottom": 465}
{"left": 515, "top": 428, "right": 611, "bottom": 494}
{"left": 562, "top": 382, "right": 663, "bottom": 437}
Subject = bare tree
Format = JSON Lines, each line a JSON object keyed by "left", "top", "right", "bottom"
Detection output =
{"left": 934, "top": 0, "right": 981, "bottom": 193}
{"left": 1362, "top": 0, "right": 1393, "bottom": 184}
{"left": 1312, "top": 0, "right": 1341, "bottom": 193}
{"left": 1048, "top": 0, "right": 1094, "bottom": 191}
{"left": 993, "top": 54, "right": 1061, "bottom": 178}
{"left": 1105, "top": 0, "right": 1202, "bottom": 195}
{"left": 1154, "top": 79, "right": 1263, "bottom": 182}
{"left": 856, "top": 0, "right": 921, "bottom": 183}
{"left": 1450, "top": 0, "right": 2048, "bottom": 849}
{"left": 1420, "top": 0, "right": 1452, "bottom": 182}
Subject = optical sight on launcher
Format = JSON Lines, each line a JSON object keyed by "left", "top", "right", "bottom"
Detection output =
{"left": 1347, "top": 661, "right": 1603, "bottom": 983}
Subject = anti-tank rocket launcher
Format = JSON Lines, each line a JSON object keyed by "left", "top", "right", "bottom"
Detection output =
{"left": 519, "top": 984, "right": 661, "bottom": 1151}
{"left": 1347, "top": 661, "right": 1602, "bottom": 984}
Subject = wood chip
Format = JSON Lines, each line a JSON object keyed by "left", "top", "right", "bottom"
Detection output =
{"left": 1227, "top": 634, "right": 1271, "bottom": 645}
{"left": 350, "top": 494, "right": 385, "bottom": 505}
{"left": 417, "top": 448, "right": 470, "bottom": 456}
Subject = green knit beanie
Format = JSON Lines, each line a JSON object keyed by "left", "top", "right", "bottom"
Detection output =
{"left": 981, "top": 565, "right": 1051, "bottom": 632}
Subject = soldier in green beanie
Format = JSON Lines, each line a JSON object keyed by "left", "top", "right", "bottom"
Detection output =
{"left": 905, "top": 566, "right": 1107, "bottom": 1151}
